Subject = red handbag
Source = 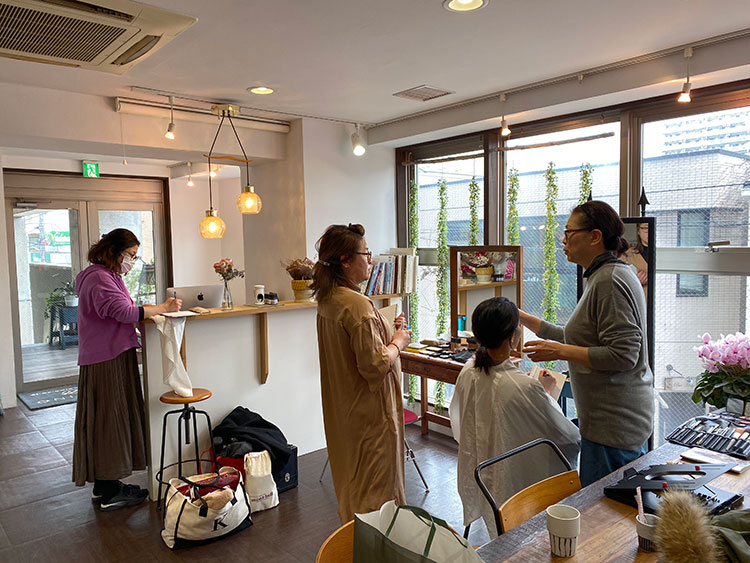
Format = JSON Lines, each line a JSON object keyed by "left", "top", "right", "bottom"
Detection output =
{"left": 201, "top": 448, "right": 246, "bottom": 481}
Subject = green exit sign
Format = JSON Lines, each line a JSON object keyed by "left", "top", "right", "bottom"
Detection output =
{"left": 83, "top": 161, "right": 99, "bottom": 178}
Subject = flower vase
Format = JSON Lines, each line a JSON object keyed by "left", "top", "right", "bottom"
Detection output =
{"left": 221, "top": 280, "right": 233, "bottom": 310}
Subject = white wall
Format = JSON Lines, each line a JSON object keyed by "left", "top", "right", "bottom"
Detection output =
{"left": 217, "top": 176, "right": 246, "bottom": 305}
{"left": 0, "top": 155, "right": 17, "bottom": 408}
{"left": 302, "top": 119, "right": 397, "bottom": 258}
{"left": 244, "top": 120, "right": 307, "bottom": 302}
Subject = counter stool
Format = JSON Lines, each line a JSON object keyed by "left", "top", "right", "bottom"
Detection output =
{"left": 156, "top": 388, "right": 214, "bottom": 510}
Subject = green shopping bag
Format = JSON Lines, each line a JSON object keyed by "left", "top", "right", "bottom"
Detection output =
{"left": 353, "top": 501, "right": 481, "bottom": 563}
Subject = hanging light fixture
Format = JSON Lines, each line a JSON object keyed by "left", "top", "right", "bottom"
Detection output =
{"left": 677, "top": 47, "right": 693, "bottom": 103}
{"left": 165, "top": 96, "right": 176, "bottom": 139}
{"left": 500, "top": 93, "right": 511, "bottom": 136}
{"left": 351, "top": 124, "right": 366, "bottom": 156}
{"left": 187, "top": 161, "right": 194, "bottom": 187}
{"left": 199, "top": 104, "right": 262, "bottom": 236}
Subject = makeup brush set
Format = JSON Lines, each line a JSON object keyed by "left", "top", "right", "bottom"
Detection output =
{"left": 666, "top": 412, "right": 750, "bottom": 459}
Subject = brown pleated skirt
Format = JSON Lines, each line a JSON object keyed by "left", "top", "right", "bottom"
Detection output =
{"left": 72, "top": 348, "right": 147, "bottom": 485}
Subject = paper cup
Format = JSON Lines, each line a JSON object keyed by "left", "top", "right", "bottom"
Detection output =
{"left": 636, "top": 513, "right": 660, "bottom": 553}
{"left": 546, "top": 504, "right": 580, "bottom": 558}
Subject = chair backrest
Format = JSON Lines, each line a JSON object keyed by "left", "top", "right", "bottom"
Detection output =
{"left": 316, "top": 520, "right": 354, "bottom": 563}
{"left": 475, "top": 438, "right": 576, "bottom": 537}
{"left": 499, "top": 469, "right": 581, "bottom": 533}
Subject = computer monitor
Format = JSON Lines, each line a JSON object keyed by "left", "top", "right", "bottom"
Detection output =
{"left": 166, "top": 284, "right": 224, "bottom": 310}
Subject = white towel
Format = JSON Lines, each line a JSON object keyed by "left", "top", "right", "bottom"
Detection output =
{"left": 152, "top": 315, "right": 193, "bottom": 397}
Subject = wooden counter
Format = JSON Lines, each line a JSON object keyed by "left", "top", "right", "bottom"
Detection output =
{"left": 400, "top": 351, "right": 463, "bottom": 435}
{"left": 144, "top": 300, "right": 317, "bottom": 384}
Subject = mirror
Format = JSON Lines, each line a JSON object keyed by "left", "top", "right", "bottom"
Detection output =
{"left": 620, "top": 217, "right": 655, "bottom": 371}
{"left": 449, "top": 245, "right": 523, "bottom": 338}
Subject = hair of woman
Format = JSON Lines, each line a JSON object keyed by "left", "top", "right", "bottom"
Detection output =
{"left": 87, "top": 228, "right": 140, "bottom": 272}
{"left": 471, "top": 297, "right": 520, "bottom": 374}
{"left": 634, "top": 222, "right": 648, "bottom": 254}
{"left": 571, "top": 200, "right": 630, "bottom": 256}
{"left": 311, "top": 223, "right": 366, "bottom": 302}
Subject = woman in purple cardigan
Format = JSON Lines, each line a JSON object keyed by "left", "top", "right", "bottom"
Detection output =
{"left": 73, "top": 228, "right": 181, "bottom": 511}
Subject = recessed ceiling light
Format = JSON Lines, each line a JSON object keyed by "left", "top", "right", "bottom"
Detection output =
{"left": 249, "top": 86, "right": 274, "bottom": 95}
{"left": 443, "top": 0, "right": 489, "bottom": 12}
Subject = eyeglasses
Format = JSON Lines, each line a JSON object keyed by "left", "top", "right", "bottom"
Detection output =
{"left": 562, "top": 228, "right": 590, "bottom": 242}
{"left": 121, "top": 251, "right": 140, "bottom": 260}
{"left": 355, "top": 251, "right": 372, "bottom": 259}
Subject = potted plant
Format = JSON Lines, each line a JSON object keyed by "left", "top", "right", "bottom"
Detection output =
{"left": 213, "top": 258, "right": 245, "bottom": 310}
{"left": 692, "top": 332, "right": 750, "bottom": 413}
{"left": 44, "top": 281, "right": 76, "bottom": 318}
{"left": 282, "top": 258, "right": 315, "bottom": 302}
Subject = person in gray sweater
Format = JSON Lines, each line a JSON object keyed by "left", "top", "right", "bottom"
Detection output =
{"left": 520, "top": 200, "right": 653, "bottom": 486}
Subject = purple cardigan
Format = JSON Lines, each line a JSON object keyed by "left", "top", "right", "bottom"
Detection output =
{"left": 76, "top": 264, "right": 141, "bottom": 366}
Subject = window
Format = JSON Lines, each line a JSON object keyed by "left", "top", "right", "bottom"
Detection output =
{"left": 676, "top": 210, "right": 709, "bottom": 297}
{"left": 505, "top": 122, "right": 621, "bottom": 372}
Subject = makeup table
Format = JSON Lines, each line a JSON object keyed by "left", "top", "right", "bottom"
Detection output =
{"left": 476, "top": 442, "right": 750, "bottom": 562}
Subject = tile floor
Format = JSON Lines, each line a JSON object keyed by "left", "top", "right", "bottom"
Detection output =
{"left": 0, "top": 402, "right": 490, "bottom": 562}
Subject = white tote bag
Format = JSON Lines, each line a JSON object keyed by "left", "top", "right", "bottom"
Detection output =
{"left": 244, "top": 450, "right": 279, "bottom": 512}
{"left": 354, "top": 500, "right": 482, "bottom": 563}
{"left": 161, "top": 466, "right": 252, "bottom": 549}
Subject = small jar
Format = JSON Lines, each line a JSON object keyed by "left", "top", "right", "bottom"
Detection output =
{"left": 264, "top": 292, "right": 279, "bottom": 305}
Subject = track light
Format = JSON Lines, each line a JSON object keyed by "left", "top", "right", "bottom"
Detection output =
{"left": 165, "top": 96, "right": 176, "bottom": 139}
{"left": 501, "top": 118, "right": 511, "bottom": 137}
{"left": 351, "top": 125, "right": 366, "bottom": 156}
{"left": 187, "top": 162, "right": 194, "bottom": 187}
{"left": 677, "top": 47, "right": 693, "bottom": 103}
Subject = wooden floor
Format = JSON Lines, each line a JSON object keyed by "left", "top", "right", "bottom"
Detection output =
{"left": 0, "top": 403, "right": 490, "bottom": 562}
{"left": 21, "top": 343, "right": 79, "bottom": 383}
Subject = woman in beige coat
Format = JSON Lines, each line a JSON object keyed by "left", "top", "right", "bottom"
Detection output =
{"left": 312, "top": 223, "right": 412, "bottom": 523}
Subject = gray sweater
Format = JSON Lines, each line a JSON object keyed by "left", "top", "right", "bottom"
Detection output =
{"left": 538, "top": 256, "right": 653, "bottom": 450}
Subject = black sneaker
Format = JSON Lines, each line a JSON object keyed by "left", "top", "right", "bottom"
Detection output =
{"left": 92, "top": 480, "right": 122, "bottom": 504}
{"left": 100, "top": 483, "right": 149, "bottom": 511}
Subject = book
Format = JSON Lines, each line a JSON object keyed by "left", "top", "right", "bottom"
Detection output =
{"left": 377, "top": 304, "right": 398, "bottom": 327}
{"left": 529, "top": 364, "right": 567, "bottom": 401}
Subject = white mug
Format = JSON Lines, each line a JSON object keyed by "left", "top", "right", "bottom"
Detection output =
{"left": 546, "top": 504, "right": 580, "bottom": 558}
{"left": 254, "top": 284, "right": 265, "bottom": 305}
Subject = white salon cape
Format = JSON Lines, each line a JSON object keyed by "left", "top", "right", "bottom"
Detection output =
{"left": 449, "top": 358, "right": 580, "bottom": 538}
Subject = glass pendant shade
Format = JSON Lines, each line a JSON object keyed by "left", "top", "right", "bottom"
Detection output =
{"left": 237, "top": 185, "right": 262, "bottom": 214}
{"left": 199, "top": 209, "right": 226, "bottom": 238}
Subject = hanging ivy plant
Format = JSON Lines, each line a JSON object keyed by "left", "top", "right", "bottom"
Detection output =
{"left": 468, "top": 176, "right": 480, "bottom": 245}
{"left": 541, "top": 161, "right": 560, "bottom": 327}
{"left": 507, "top": 167, "right": 520, "bottom": 245}
{"left": 579, "top": 162, "right": 593, "bottom": 204}
{"left": 407, "top": 178, "right": 420, "bottom": 404}
{"left": 434, "top": 178, "right": 450, "bottom": 412}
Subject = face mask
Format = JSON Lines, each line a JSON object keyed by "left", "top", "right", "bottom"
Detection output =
{"left": 119, "top": 254, "right": 137, "bottom": 275}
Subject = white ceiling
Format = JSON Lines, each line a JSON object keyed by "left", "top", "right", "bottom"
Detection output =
{"left": 2, "top": 0, "right": 750, "bottom": 127}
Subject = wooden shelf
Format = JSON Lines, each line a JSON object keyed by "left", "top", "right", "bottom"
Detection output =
{"left": 456, "top": 280, "right": 517, "bottom": 292}
{"left": 368, "top": 293, "right": 408, "bottom": 300}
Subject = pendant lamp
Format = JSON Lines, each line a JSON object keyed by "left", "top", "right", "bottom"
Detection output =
{"left": 199, "top": 105, "right": 262, "bottom": 238}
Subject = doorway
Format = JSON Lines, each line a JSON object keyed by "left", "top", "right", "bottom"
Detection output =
{"left": 4, "top": 171, "right": 169, "bottom": 394}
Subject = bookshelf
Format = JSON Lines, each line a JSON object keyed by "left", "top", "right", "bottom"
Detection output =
{"left": 449, "top": 245, "right": 523, "bottom": 338}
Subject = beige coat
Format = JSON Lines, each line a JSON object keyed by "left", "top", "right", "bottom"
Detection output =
{"left": 317, "top": 286, "right": 405, "bottom": 523}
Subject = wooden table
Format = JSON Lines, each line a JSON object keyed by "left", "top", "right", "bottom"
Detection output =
{"left": 400, "top": 351, "right": 463, "bottom": 435}
{"left": 476, "top": 442, "right": 750, "bottom": 561}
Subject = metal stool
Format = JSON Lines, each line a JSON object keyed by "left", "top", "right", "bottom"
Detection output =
{"left": 156, "top": 387, "right": 214, "bottom": 509}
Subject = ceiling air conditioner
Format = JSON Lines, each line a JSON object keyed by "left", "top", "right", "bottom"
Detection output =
{"left": 0, "top": 0, "right": 196, "bottom": 74}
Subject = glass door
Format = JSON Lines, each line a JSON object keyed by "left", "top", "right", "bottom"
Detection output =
{"left": 10, "top": 201, "right": 89, "bottom": 392}
{"left": 88, "top": 202, "right": 167, "bottom": 306}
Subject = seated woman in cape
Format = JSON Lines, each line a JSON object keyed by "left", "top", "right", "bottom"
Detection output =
{"left": 449, "top": 297, "right": 580, "bottom": 539}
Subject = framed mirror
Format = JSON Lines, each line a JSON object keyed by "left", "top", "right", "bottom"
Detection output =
{"left": 449, "top": 245, "right": 523, "bottom": 338}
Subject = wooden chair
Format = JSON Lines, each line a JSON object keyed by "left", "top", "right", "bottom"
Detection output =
{"left": 316, "top": 520, "right": 354, "bottom": 563}
{"left": 472, "top": 438, "right": 580, "bottom": 537}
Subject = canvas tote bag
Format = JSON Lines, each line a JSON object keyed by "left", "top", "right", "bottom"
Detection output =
{"left": 244, "top": 450, "right": 279, "bottom": 511}
{"left": 161, "top": 466, "right": 252, "bottom": 549}
{"left": 353, "top": 500, "right": 482, "bottom": 563}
